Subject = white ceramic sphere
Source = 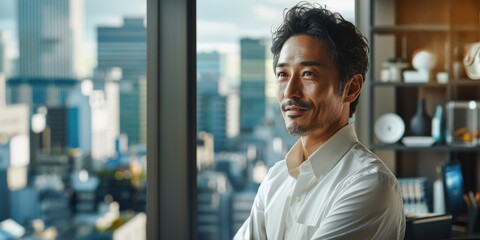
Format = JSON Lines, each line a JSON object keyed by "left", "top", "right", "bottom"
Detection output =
{"left": 412, "top": 50, "right": 436, "bottom": 71}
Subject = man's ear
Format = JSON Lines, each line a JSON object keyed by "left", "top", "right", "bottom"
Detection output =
{"left": 343, "top": 74, "right": 363, "bottom": 103}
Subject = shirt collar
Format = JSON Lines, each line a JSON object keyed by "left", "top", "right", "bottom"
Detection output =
{"left": 285, "top": 124, "right": 359, "bottom": 179}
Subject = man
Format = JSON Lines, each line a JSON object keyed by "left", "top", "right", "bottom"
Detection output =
{"left": 234, "top": 3, "right": 405, "bottom": 240}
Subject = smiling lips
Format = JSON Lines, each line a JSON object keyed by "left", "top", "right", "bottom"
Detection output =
{"left": 281, "top": 99, "right": 312, "bottom": 117}
{"left": 284, "top": 105, "right": 309, "bottom": 117}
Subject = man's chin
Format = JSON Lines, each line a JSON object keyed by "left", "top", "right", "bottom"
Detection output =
{"left": 286, "top": 124, "right": 309, "bottom": 136}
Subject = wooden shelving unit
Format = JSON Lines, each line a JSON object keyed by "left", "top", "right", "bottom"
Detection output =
{"left": 368, "top": 0, "right": 480, "bottom": 193}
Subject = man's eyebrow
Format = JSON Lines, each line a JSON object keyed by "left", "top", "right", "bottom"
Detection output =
{"left": 300, "top": 60, "right": 323, "bottom": 67}
{"left": 275, "top": 60, "right": 324, "bottom": 68}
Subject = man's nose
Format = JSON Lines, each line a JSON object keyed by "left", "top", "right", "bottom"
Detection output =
{"left": 283, "top": 76, "right": 303, "bottom": 99}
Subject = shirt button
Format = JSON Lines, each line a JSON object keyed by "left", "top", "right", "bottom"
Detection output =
{"left": 296, "top": 197, "right": 301, "bottom": 202}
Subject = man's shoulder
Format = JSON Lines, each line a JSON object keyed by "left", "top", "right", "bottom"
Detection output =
{"left": 259, "top": 159, "right": 292, "bottom": 191}
{"left": 265, "top": 159, "right": 288, "bottom": 179}
{"left": 344, "top": 143, "right": 398, "bottom": 184}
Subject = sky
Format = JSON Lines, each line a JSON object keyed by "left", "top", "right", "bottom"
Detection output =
{"left": 0, "top": 0, "right": 146, "bottom": 67}
{"left": 197, "top": 0, "right": 355, "bottom": 54}
{"left": 0, "top": 0, "right": 354, "bottom": 75}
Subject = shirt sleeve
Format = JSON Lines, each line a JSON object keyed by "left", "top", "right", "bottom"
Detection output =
{"left": 233, "top": 176, "right": 269, "bottom": 240}
{"left": 311, "top": 171, "right": 406, "bottom": 240}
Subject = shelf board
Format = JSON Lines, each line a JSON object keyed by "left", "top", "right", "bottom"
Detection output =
{"left": 371, "top": 143, "right": 480, "bottom": 152}
{"left": 452, "top": 79, "right": 480, "bottom": 86}
{"left": 371, "top": 81, "right": 447, "bottom": 87}
{"left": 372, "top": 25, "right": 479, "bottom": 34}
{"left": 371, "top": 80, "right": 480, "bottom": 87}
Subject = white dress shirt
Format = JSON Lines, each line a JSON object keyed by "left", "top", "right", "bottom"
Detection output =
{"left": 234, "top": 124, "right": 405, "bottom": 240}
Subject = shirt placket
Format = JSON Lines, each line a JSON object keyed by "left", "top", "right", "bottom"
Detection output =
{"left": 289, "top": 162, "right": 315, "bottom": 238}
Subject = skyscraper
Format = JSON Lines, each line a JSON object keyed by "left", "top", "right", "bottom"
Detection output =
{"left": 97, "top": 18, "right": 146, "bottom": 145}
{"left": 197, "top": 81, "right": 227, "bottom": 152}
{"left": 239, "top": 38, "right": 267, "bottom": 134}
{"left": 18, "top": 0, "right": 83, "bottom": 78}
{"left": 0, "top": 32, "right": 10, "bottom": 78}
{"left": 0, "top": 105, "right": 31, "bottom": 222}
{"left": 0, "top": 74, "right": 5, "bottom": 107}
{"left": 197, "top": 51, "right": 221, "bottom": 82}
{"left": 6, "top": 77, "right": 78, "bottom": 111}
{"left": 97, "top": 18, "right": 146, "bottom": 82}
{"left": 197, "top": 52, "right": 228, "bottom": 152}
{"left": 0, "top": 32, "right": 7, "bottom": 107}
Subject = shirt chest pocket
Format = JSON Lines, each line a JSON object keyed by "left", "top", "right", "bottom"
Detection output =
{"left": 292, "top": 205, "right": 324, "bottom": 239}
{"left": 295, "top": 195, "right": 331, "bottom": 227}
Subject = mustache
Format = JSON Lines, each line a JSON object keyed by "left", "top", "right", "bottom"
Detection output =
{"left": 281, "top": 99, "right": 312, "bottom": 111}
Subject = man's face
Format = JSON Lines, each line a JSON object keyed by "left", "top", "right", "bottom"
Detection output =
{"left": 276, "top": 34, "right": 348, "bottom": 137}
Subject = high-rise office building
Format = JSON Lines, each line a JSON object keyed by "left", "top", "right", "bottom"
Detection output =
{"left": 46, "top": 107, "right": 69, "bottom": 152}
{"left": 0, "top": 105, "right": 31, "bottom": 222}
{"left": 92, "top": 68, "right": 121, "bottom": 158}
{"left": 7, "top": 77, "right": 78, "bottom": 112}
{"left": 139, "top": 77, "right": 147, "bottom": 145}
{"left": 6, "top": 78, "right": 117, "bottom": 161}
{"left": 0, "top": 32, "right": 10, "bottom": 78}
{"left": 197, "top": 81, "right": 227, "bottom": 152}
{"left": 97, "top": 18, "right": 146, "bottom": 145}
{"left": 68, "top": 81, "right": 118, "bottom": 161}
{"left": 0, "top": 74, "right": 5, "bottom": 107}
{"left": 0, "top": 33, "right": 9, "bottom": 106}
{"left": 197, "top": 52, "right": 221, "bottom": 82}
{"left": 97, "top": 18, "right": 146, "bottom": 82}
{"left": 197, "top": 52, "right": 228, "bottom": 152}
{"left": 239, "top": 38, "right": 267, "bottom": 134}
{"left": 18, "top": 0, "right": 83, "bottom": 78}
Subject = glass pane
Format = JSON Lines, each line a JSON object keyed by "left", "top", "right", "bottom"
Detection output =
{"left": 196, "top": 1, "right": 355, "bottom": 239}
{"left": 0, "top": 0, "right": 147, "bottom": 239}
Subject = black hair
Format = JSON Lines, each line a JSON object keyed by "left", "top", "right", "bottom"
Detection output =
{"left": 271, "top": 2, "right": 369, "bottom": 117}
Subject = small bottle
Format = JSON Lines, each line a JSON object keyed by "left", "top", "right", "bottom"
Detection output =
{"left": 453, "top": 46, "right": 463, "bottom": 80}
{"left": 433, "top": 165, "right": 445, "bottom": 214}
{"left": 431, "top": 105, "right": 445, "bottom": 144}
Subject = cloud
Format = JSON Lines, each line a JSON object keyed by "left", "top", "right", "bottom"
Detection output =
{"left": 197, "top": 20, "right": 240, "bottom": 43}
{"left": 251, "top": 5, "right": 280, "bottom": 22}
{"left": 197, "top": 42, "right": 239, "bottom": 55}
{"left": 0, "top": 0, "right": 15, "bottom": 21}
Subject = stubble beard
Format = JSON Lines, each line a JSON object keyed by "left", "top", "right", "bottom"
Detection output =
{"left": 286, "top": 124, "right": 312, "bottom": 136}
{"left": 285, "top": 118, "right": 330, "bottom": 136}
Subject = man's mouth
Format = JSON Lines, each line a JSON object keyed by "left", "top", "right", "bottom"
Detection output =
{"left": 281, "top": 99, "right": 311, "bottom": 117}
{"left": 284, "top": 105, "right": 308, "bottom": 117}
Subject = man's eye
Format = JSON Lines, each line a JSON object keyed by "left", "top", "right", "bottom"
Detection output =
{"left": 277, "top": 72, "right": 287, "bottom": 78}
{"left": 302, "top": 71, "right": 313, "bottom": 77}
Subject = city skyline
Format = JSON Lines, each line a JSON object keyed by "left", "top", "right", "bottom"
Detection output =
{"left": 0, "top": 1, "right": 357, "bottom": 238}
{"left": 0, "top": 0, "right": 354, "bottom": 76}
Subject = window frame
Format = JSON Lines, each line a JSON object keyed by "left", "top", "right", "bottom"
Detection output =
{"left": 146, "top": 1, "right": 366, "bottom": 239}
{"left": 146, "top": 0, "right": 196, "bottom": 239}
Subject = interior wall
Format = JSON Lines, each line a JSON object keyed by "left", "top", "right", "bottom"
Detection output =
{"left": 355, "top": 0, "right": 397, "bottom": 173}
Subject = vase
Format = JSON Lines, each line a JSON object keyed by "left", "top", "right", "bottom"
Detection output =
{"left": 410, "top": 98, "right": 432, "bottom": 136}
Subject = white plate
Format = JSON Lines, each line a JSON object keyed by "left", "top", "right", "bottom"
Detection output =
{"left": 402, "top": 136, "right": 435, "bottom": 147}
{"left": 374, "top": 113, "right": 405, "bottom": 144}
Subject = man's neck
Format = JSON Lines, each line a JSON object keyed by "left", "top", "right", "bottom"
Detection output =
{"left": 300, "top": 122, "right": 348, "bottom": 160}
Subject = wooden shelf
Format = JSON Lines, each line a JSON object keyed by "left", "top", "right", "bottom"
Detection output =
{"left": 371, "top": 81, "right": 448, "bottom": 87}
{"left": 371, "top": 143, "right": 480, "bottom": 152}
{"left": 371, "top": 80, "right": 480, "bottom": 87}
{"left": 368, "top": 0, "right": 480, "bottom": 181}
{"left": 451, "top": 79, "right": 480, "bottom": 86}
{"left": 372, "top": 25, "right": 479, "bottom": 34}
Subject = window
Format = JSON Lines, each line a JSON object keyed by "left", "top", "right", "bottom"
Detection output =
{"left": 146, "top": 0, "right": 356, "bottom": 239}
{"left": 196, "top": 1, "right": 355, "bottom": 239}
{"left": 0, "top": 0, "right": 147, "bottom": 239}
